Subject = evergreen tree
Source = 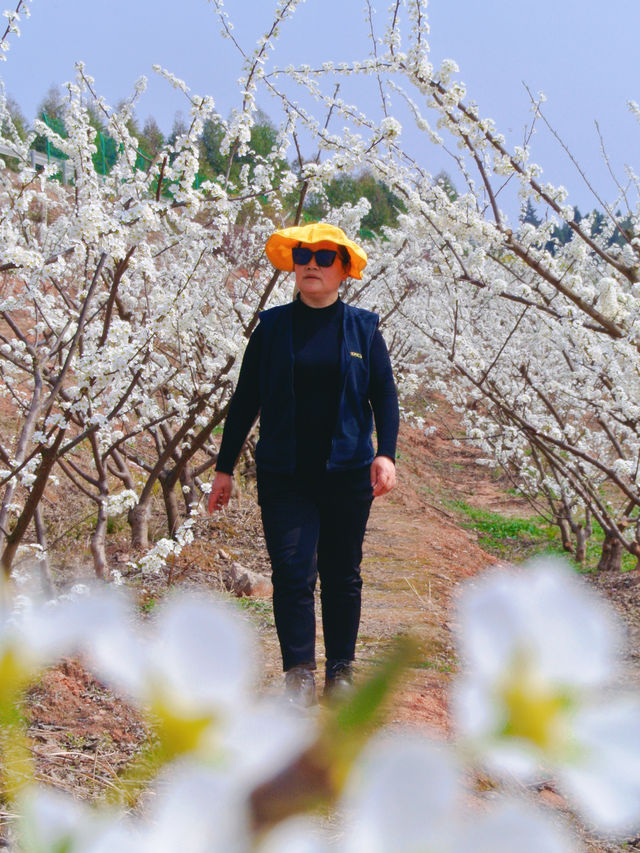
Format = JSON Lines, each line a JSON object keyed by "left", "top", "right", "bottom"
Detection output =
{"left": 34, "top": 85, "right": 67, "bottom": 160}
{"left": 305, "top": 169, "right": 405, "bottom": 234}
{"left": 545, "top": 206, "right": 582, "bottom": 255}
{"left": 589, "top": 209, "right": 606, "bottom": 238}
{"left": 435, "top": 170, "right": 458, "bottom": 201}
{"left": 521, "top": 198, "right": 541, "bottom": 227}
{"left": 3, "top": 95, "right": 28, "bottom": 139}
{"left": 199, "top": 109, "right": 282, "bottom": 185}
{"left": 168, "top": 111, "right": 187, "bottom": 147}
{"left": 139, "top": 116, "right": 165, "bottom": 164}
{"left": 199, "top": 117, "right": 228, "bottom": 179}
{"left": 608, "top": 210, "right": 635, "bottom": 248}
{"left": 0, "top": 96, "right": 28, "bottom": 171}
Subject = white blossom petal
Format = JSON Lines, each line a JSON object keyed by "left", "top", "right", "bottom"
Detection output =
{"left": 342, "top": 732, "right": 462, "bottom": 853}
{"left": 455, "top": 799, "right": 578, "bottom": 853}
{"left": 560, "top": 698, "right": 640, "bottom": 834}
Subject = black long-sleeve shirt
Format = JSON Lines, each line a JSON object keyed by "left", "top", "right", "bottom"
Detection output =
{"left": 216, "top": 298, "right": 399, "bottom": 475}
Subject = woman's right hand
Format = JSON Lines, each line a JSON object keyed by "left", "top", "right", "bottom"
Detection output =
{"left": 208, "top": 472, "right": 233, "bottom": 513}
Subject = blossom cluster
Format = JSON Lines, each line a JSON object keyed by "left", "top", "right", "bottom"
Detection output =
{"left": 2, "top": 0, "right": 640, "bottom": 692}
{"left": 1, "top": 559, "right": 639, "bottom": 851}
{"left": 239, "top": 0, "right": 640, "bottom": 569}
{"left": 0, "top": 33, "right": 422, "bottom": 579}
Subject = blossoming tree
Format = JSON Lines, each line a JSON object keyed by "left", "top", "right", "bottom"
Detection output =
{"left": 3, "top": 0, "right": 640, "bottom": 587}
{"left": 252, "top": 0, "right": 640, "bottom": 569}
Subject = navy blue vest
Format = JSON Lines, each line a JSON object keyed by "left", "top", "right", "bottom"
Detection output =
{"left": 255, "top": 300, "right": 379, "bottom": 473}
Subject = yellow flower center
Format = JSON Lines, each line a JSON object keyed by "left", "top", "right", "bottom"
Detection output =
{"left": 499, "top": 659, "right": 570, "bottom": 753}
{"left": 148, "top": 688, "right": 218, "bottom": 763}
{"left": 0, "top": 648, "right": 32, "bottom": 708}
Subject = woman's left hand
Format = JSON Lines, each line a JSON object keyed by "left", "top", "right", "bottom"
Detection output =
{"left": 370, "top": 455, "right": 396, "bottom": 497}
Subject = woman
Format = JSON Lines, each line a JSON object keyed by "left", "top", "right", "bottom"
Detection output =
{"left": 208, "top": 223, "right": 399, "bottom": 705}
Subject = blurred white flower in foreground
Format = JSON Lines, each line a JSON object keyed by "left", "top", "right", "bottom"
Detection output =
{"left": 139, "top": 764, "right": 250, "bottom": 853}
{"left": 85, "top": 590, "right": 313, "bottom": 779}
{"left": 17, "top": 730, "right": 576, "bottom": 853}
{"left": 18, "top": 766, "right": 249, "bottom": 853}
{"left": 84, "top": 590, "right": 255, "bottom": 738}
{"left": 341, "top": 733, "right": 462, "bottom": 853}
{"left": 454, "top": 558, "right": 640, "bottom": 835}
{"left": 341, "top": 732, "right": 575, "bottom": 853}
{"left": 462, "top": 798, "right": 577, "bottom": 853}
{"left": 0, "top": 582, "right": 121, "bottom": 702}
{"left": 259, "top": 733, "right": 574, "bottom": 853}
{"left": 258, "top": 816, "right": 332, "bottom": 853}
{"left": 88, "top": 591, "right": 255, "bottom": 714}
{"left": 18, "top": 786, "right": 138, "bottom": 853}
{"left": 8, "top": 578, "right": 589, "bottom": 853}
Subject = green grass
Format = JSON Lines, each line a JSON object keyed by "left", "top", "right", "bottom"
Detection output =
{"left": 541, "top": 519, "right": 638, "bottom": 574}
{"left": 413, "top": 657, "right": 456, "bottom": 674}
{"left": 236, "top": 596, "right": 274, "bottom": 625}
{"left": 447, "top": 500, "right": 550, "bottom": 553}
{"left": 448, "top": 500, "right": 637, "bottom": 573}
{"left": 107, "top": 515, "right": 127, "bottom": 534}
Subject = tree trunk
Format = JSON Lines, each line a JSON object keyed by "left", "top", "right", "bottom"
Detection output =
{"left": 128, "top": 502, "right": 150, "bottom": 551}
{"left": 34, "top": 504, "right": 55, "bottom": 597}
{"left": 109, "top": 449, "right": 136, "bottom": 490}
{"left": 90, "top": 499, "right": 109, "bottom": 580}
{"left": 160, "top": 472, "right": 181, "bottom": 538}
{"left": 597, "top": 531, "right": 623, "bottom": 572}
{"left": 0, "top": 371, "right": 43, "bottom": 552}
{"left": 179, "top": 464, "right": 198, "bottom": 514}
{"left": 126, "top": 399, "right": 207, "bottom": 543}
{"left": 575, "top": 526, "right": 588, "bottom": 565}
{"left": 1, "top": 430, "right": 65, "bottom": 577}
{"left": 557, "top": 517, "right": 574, "bottom": 553}
{"left": 148, "top": 402, "right": 230, "bottom": 534}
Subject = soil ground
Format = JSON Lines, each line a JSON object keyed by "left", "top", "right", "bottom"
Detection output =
{"left": 6, "top": 408, "right": 640, "bottom": 852}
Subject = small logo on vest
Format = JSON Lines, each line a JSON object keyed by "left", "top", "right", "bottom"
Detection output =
{"left": 350, "top": 351, "right": 363, "bottom": 359}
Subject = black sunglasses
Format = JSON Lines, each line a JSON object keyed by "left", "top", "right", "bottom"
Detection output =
{"left": 291, "top": 247, "right": 338, "bottom": 267}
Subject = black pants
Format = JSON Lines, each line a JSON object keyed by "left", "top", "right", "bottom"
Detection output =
{"left": 257, "top": 466, "right": 373, "bottom": 671}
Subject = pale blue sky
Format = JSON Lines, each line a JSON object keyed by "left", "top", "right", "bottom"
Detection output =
{"left": 2, "top": 0, "right": 638, "bottom": 221}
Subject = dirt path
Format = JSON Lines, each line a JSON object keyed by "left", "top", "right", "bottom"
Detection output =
{"left": 357, "top": 426, "right": 496, "bottom": 732}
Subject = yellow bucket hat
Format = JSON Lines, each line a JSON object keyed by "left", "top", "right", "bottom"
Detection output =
{"left": 265, "top": 222, "right": 368, "bottom": 280}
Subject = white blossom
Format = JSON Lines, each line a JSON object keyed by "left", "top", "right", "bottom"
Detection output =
{"left": 454, "top": 558, "right": 640, "bottom": 834}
